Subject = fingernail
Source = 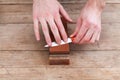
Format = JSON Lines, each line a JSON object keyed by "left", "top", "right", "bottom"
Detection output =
{"left": 63, "top": 38, "right": 67, "bottom": 42}
{"left": 58, "top": 41, "right": 61, "bottom": 45}
{"left": 70, "top": 35, "right": 73, "bottom": 37}
{"left": 48, "top": 43, "right": 52, "bottom": 47}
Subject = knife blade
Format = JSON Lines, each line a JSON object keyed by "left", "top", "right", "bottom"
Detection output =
{"left": 44, "top": 38, "right": 73, "bottom": 47}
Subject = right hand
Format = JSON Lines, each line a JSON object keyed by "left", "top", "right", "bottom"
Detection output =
{"left": 33, "top": 0, "right": 72, "bottom": 46}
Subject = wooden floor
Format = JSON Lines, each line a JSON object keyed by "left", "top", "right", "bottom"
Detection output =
{"left": 0, "top": 0, "right": 120, "bottom": 80}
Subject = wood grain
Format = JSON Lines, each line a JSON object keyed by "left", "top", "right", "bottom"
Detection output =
{"left": 0, "top": 3, "right": 120, "bottom": 23}
{"left": 0, "top": 67, "right": 120, "bottom": 80}
{"left": 0, "top": 23, "right": 120, "bottom": 50}
{"left": 0, "top": 0, "right": 120, "bottom": 79}
{"left": 0, "top": 4, "right": 119, "bottom": 13}
{"left": 0, "top": 51, "right": 119, "bottom": 68}
{"left": 0, "top": 0, "right": 120, "bottom": 4}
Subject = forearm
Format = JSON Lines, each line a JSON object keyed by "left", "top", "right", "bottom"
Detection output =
{"left": 87, "top": 0, "right": 106, "bottom": 11}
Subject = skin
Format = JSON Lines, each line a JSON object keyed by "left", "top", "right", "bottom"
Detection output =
{"left": 33, "top": 0, "right": 106, "bottom": 46}
{"left": 71, "top": 0, "right": 106, "bottom": 44}
{"left": 33, "top": 0, "right": 72, "bottom": 46}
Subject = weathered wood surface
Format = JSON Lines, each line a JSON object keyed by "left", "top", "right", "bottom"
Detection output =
{"left": 0, "top": 51, "right": 119, "bottom": 68}
{"left": 0, "top": 67, "right": 120, "bottom": 80}
{"left": 0, "top": 4, "right": 120, "bottom": 23}
{"left": 0, "top": 0, "right": 120, "bottom": 79}
{"left": 0, "top": 0, "right": 120, "bottom": 4}
{"left": 0, "top": 51, "right": 120, "bottom": 79}
{"left": 0, "top": 23, "right": 120, "bottom": 50}
{"left": 0, "top": 4, "right": 119, "bottom": 13}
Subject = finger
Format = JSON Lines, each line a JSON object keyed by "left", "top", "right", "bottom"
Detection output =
{"left": 33, "top": 18, "right": 40, "bottom": 41}
{"left": 39, "top": 18, "right": 52, "bottom": 46}
{"left": 90, "top": 30, "right": 99, "bottom": 43}
{"left": 47, "top": 17, "right": 61, "bottom": 44}
{"left": 54, "top": 14, "right": 68, "bottom": 42}
{"left": 80, "top": 26, "right": 95, "bottom": 44}
{"left": 59, "top": 5, "right": 73, "bottom": 22}
{"left": 73, "top": 22, "right": 89, "bottom": 43}
{"left": 96, "top": 31, "right": 101, "bottom": 41}
{"left": 70, "top": 19, "right": 82, "bottom": 38}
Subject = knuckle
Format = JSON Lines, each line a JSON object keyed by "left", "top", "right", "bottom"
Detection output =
{"left": 51, "top": 26, "right": 57, "bottom": 31}
{"left": 54, "top": 11, "right": 59, "bottom": 17}
{"left": 84, "top": 20, "right": 90, "bottom": 26}
{"left": 90, "top": 40, "right": 95, "bottom": 44}
{"left": 46, "top": 15, "right": 53, "bottom": 21}
{"left": 84, "top": 38, "right": 89, "bottom": 42}
{"left": 94, "top": 25, "right": 101, "bottom": 30}
{"left": 78, "top": 33, "right": 83, "bottom": 38}
{"left": 44, "top": 12, "right": 50, "bottom": 17}
{"left": 42, "top": 27, "right": 48, "bottom": 31}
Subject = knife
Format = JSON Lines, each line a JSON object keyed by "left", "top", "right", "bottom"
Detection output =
{"left": 44, "top": 38, "right": 73, "bottom": 47}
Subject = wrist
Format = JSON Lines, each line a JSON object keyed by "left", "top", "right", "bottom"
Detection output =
{"left": 87, "top": 0, "right": 106, "bottom": 12}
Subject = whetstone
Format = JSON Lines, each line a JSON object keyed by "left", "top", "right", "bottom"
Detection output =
{"left": 49, "top": 18, "right": 70, "bottom": 65}
{"left": 49, "top": 55, "right": 70, "bottom": 65}
{"left": 49, "top": 44, "right": 69, "bottom": 54}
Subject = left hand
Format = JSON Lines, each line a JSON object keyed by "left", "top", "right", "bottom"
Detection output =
{"left": 71, "top": 1, "right": 103, "bottom": 44}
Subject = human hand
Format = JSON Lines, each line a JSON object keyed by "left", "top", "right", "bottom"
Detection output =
{"left": 70, "top": 0, "right": 105, "bottom": 44}
{"left": 33, "top": 0, "right": 72, "bottom": 46}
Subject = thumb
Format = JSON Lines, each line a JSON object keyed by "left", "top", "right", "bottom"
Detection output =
{"left": 70, "top": 19, "right": 82, "bottom": 37}
{"left": 59, "top": 5, "right": 73, "bottom": 22}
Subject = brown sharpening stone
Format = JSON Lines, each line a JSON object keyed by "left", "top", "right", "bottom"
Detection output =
{"left": 49, "top": 55, "right": 70, "bottom": 65}
{"left": 49, "top": 17, "right": 70, "bottom": 65}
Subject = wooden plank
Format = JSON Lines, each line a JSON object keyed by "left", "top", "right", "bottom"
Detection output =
{"left": 0, "top": 4, "right": 32, "bottom": 12}
{"left": 0, "top": 0, "right": 120, "bottom": 4}
{"left": 0, "top": 12, "right": 120, "bottom": 24}
{"left": 0, "top": 68, "right": 120, "bottom": 80}
{"left": 0, "top": 51, "right": 48, "bottom": 67}
{"left": 5, "top": 68, "right": 46, "bottom": 80}
{"left": 0, "top": 3, "right": 120, "bottom": 17}
{"left": 0, "top": 23, "right": 120, "bottom": 51}
{"left": 46, "top": 68, "right": 120, "bottom": 80}
{"left": 0, "top": 68, "right": 8, "bottom": 75}
{"left": 0, "top": 24, "right": 46, "bottom": 50}
{"left": 0, "top": 3, "right": 119, "bottom": 14}
{"left": 0, "top": 51, "right": 120, "bottom": 68}
{"left": 0, "top": 3, "right": 120, "bottom": 23}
